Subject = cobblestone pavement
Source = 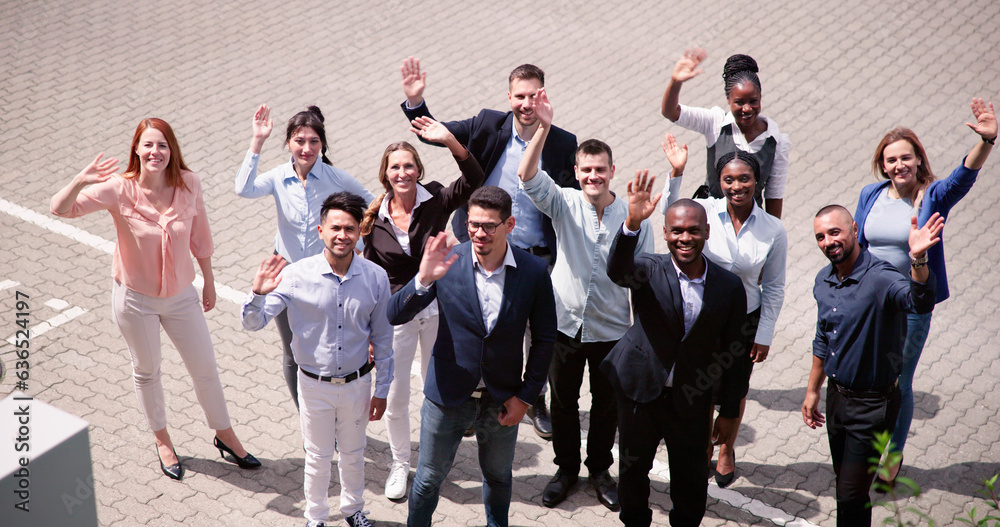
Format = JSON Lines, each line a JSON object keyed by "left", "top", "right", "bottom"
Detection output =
{"left": 2, "top": 0, "right": 999, "bottom": 525}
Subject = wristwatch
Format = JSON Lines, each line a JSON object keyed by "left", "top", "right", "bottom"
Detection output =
{"left": 909, "top": 252, "right": 928, "bottom": 268}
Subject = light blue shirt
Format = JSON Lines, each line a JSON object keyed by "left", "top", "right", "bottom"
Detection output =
{"left": 485, "top": 128, "right": 546, "bottom": 249}
{"left": 235, "top": 151, "right": 375, "bottom": 262}
{"left": 522, "top": 169, "right": 654, "bottom": 342}
{"left": 241, "top": 253, "right": 395, "bottom": 399}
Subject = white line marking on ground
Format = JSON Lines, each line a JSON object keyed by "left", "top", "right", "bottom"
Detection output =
{"left": 0, "top": 280, "right": 21, "bottom": 291}
{"left": 1, "top": 197, "right": 245, "bottom": 305}
{"left": 44, "top": 298, "right": 70, "bottom": 311}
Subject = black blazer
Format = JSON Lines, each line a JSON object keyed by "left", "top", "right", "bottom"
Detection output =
{"left": 401, "top": 101, "right": 578, "bottom": 251}
{"left": 600, "top": 229, "right": 748, "bottom": 418}
{"left": 387, "top": 243, "right": 557, "bottom": 408}
{"left": 363, "top": 154, "right": 485, "bottom": 293}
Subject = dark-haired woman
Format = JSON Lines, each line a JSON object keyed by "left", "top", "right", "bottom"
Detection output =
{"left": 854, "top": 98, "right": 995, "bottom": 486}
{"left": 659, "top": 133, "right": 787, "bottom": 487}
{"left": 661, "top": 49, "right": 791, "bottom": 218}
{"left": 52, "top": 118, "right": 259, "bottom": 480}
{"left": 236, "top": 104, "right": 375, "bottom": 407}
{"left": 360, "top": 116, "right": 485, "bottom": 500}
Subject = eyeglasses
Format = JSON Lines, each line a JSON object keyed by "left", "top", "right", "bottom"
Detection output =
{"left": 466, "top": 218, "right": 508, "bottom": 235}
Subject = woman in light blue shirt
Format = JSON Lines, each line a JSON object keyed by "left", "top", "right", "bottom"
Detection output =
{"left": 661, "top": 134, "right": 787, "bottom": 488}
{"left": 236, "top": 104, "right": 375, "bottom": 407}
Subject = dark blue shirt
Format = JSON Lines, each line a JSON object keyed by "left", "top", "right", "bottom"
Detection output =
{"left": 813, "top": 248, "right": 935, "bottom": 391}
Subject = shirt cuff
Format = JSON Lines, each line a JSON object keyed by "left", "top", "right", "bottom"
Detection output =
{"left": 404, "top": 99, "right": 425, "bottom": 111}
{"left": 415, "top": 278, "right": 431, "bottom": 294}
{"left": 622, "top": 223, "right": 640, "bottom": 236}
{"left": 246, "top": 291, "right": 267, "bottom": 306}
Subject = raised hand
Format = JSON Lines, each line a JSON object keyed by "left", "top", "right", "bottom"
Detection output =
{"left": 535, "top": 87, "right": 553, "bottom": 127}
{"left": 401, "top": 56, "right": 427, "bottom": 107}
{"left": 908, "top": 212, "right": 944, "bottom": 257}
{"left": 252, "top": 254, "right": 286, "bottom": 295}
{"left": 966, "top": 98, "right": 997, "bottom": 141}
{"left": 661, "top": 133, "right": 688, "bottom": 176}
{"left": 672, "top": 48, "right": 707, "bottom": 83}
{"left": 252, "top": 104, "right": 273, "bottom": 141}
{"left": 416, "top": 232, "right": 458, "bottom": 286}
{"left": 625, "top": 170, "right": 662, "bottom": 229}
{"left": 78, "top": 153, "right": 120, "bottom": 186}
{"left": 410, "top": 116, "right": 456, "bottom": 145}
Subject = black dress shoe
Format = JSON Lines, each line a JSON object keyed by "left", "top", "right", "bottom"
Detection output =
{"left": 589, "top": 470, "right": 620, "bottom": 511}
{"left": 527, "top": 395, "right": 553, "bottom": 440}
{"left": 214, "top": 437, "right": 262, "bottom": 469}
{"left": 542, "top": 469, "right": 578, "bottom": 508}
{"left": 156, "top": 445, "right": 184, "bottom": 481}
{"left": 714, "top": 447, "right": 735, "bottom": 488}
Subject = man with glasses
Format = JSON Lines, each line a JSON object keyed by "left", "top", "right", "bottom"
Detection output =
{"left": 388, "top": 186, "right": 557, "bottom": 527}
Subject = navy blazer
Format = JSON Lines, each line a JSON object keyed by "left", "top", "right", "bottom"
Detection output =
{"left": 401, "top": 102, "right": 578, "bottom": 250}
{"left": 600, "top": 228, "right": 748, "bottom": 418}
{"left": 387, "top": 242, "right": 557, "bottom": 407}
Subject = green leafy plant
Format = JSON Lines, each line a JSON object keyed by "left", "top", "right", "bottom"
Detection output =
{"left": 955, "top": 474, "right": 1000, "bottom": 526}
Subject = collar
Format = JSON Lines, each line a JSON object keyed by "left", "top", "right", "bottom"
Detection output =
{"left": 722, "top": 112, "right": 773, "bottom": 137}
{"left": 472, "top": 243, "right": 517, "bottom": 275}
{"left": 377, "top": 184, "right": 433, "bottom": 222}
{"left": 671, "top": 255, "right": 707, "bottom": 284}
{"left": 710, "top": 197, "right": 762, "bottom": 227}
{"left": 316, "top": 250, "right": 361, "bottom": 281}
{"left": 283, "top": 157, "right": 321, "bottom": 182}
{"left": 823, "top": 247, "right": 873, "bottom": 285}
{"left": 511, "top": 125, "right": 529, "bottom": 149}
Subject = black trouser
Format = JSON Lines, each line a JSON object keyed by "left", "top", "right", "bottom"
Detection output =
{"left": 549, "top": 330, "right": 617, "bottom": 476}
{"left": 274, "top": 309, "right": 299, "bottom": 409}
{"left": 617, "top": 388, "right": 711, "bottom": 527}
{"left": 827, "top": 382, "right": 901, "bottom": 527}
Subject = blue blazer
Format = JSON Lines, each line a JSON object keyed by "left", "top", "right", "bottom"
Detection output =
{"left": 402, "top": 102, "right": 578, "bottom": 250}
{"left": 387, "top": 242, "right": 557, "bottom": 407}
{"left": 600, "top": 229, "right": 748, "bottom": 418}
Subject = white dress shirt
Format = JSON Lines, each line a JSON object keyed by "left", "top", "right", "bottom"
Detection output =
{"left": 378, "top": 185, "right": 438, "bottom": 319}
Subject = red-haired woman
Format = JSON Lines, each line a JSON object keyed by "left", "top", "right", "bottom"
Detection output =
{"left": 360, "top": 117, "right": 484, "bottom": 500}
{"left": 52, "top": 118, "right": 259, "bottom": 481}
{"left": 854, "top": 98, "right": 995, "bottom": 485}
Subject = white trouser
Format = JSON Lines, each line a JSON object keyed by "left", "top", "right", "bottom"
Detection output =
{"left": 298, "top": 369, "right": 372, "bottom": 522}
{"left": 111, "top": 281, "right": 231, "bottom": 431}
{"left": 383, "top": 314, "right": 437, "bottom": 464}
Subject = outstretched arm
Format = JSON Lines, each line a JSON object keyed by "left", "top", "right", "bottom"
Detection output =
{"left": 51, "top": 153, "right": 120, "bottom": 216}
{"left": 964, "top": 97, "right": 996, "bottom": 170}
{"left": 517, "top": 87, "right": 553, "bottom": 183}
{"left": 410, "top": 116, "right": 469, "bottom": 160}
{"left": 660, "top": 48, "right": 707, "bottom": 121}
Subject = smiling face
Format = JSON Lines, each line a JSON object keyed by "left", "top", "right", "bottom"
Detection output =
{"left": 318, "top": 209, "right": 360, "bottom": 262}
{"left": 386, "top": 150, "right": 421, "bottom": 196}
{"left": 575, "top": 152, "right": 615, "bottom": 202}
{"left": 468, "top": 205, "right": 513, "bottom": 259}
{"left": 814, "top": 209, "right": 858, "bottom": 266}
{"left": 664, "top": 205, "right": 708, "bottom": 267}
{"left": 508, "top": 77, "right": 543, "bottom": 129}
{"left": 881, "top": 139, "right": 922, "bottom": 190}
{"left": 135, "top": 128, "right": 171, "bottom": 175}
{"left": 287, "top": 126, "right": 323, "bottom": 174}
{"left": 719, "top": 159, "right": 757, "bottom": 210}
{"left": 727, "top": 82, "right": 762, "bottom": 131}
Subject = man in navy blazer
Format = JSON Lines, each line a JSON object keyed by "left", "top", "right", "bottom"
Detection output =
{"left": 601, "top": 173, "right": 748, "bottom": 527}
{"left": 388, "top": 186, "right": 557, "bottom": 527}
{"left": 399, "top": 57, "right": 576, "bottom": 436}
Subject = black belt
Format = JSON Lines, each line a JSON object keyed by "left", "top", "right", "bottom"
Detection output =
{"left": 832, "top": 379, "right": 898, "bottom": 398}
{"left": 521, "top": 245, "right": 551, "bottom": 257}
{"left": 300, "top": 361, "right": 374, "bottom": 384}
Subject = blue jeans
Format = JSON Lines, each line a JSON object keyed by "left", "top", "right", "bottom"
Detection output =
{"left": 408, "top": 395, "right": 519, "bottom": 527}
{"left": 891, "top": 312, "right": 932, "bottom": 453}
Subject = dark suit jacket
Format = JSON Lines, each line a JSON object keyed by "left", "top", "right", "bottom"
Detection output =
{"left": 363, "top": 154, "right": 485, "bottom": 293}
{"left": 387, "top": 242, "right": 557, "bottom": 407}
{"left": 401, "top": 101, "right": 578, "bottom": 250}
{"left": 601, "top": 229, "right": 748, "bottom": 418}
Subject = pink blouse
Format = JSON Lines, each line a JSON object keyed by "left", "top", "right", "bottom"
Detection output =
{"left": 53, "top": 171, "right": 214, "bottom": 297}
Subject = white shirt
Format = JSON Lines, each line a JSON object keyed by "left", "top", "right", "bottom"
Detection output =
{"left": 675, "top": 105, "right": 792, "bottom": 200}
{"left": 659, "top": 176, "right": 787, "bottom": 346}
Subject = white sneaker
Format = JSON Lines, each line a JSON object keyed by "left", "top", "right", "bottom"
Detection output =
{"left": 346, "top": 510, "right": 373, "bottom": 527}
{"left": 384, "top": 461, "right": 409, "bottom": 500}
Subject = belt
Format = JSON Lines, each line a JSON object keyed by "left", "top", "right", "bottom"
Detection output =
{"left": 470, "top": 387, "right": 489, "bottom": 399}
{"left": 521, "top": 245, "right": 551, "bottom": 257}
{"left": 300, "top": 361, "right": 374, "bottom": 384}
{"left": 832, "top": 379, "right": 898, "bottom": 398}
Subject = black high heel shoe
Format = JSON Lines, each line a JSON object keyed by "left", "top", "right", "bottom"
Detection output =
{"left": 156, "top": 445, "right": 184, "bottom": 481}
{"left": 214, "top": 437, "right": 261, "bottom": 469}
